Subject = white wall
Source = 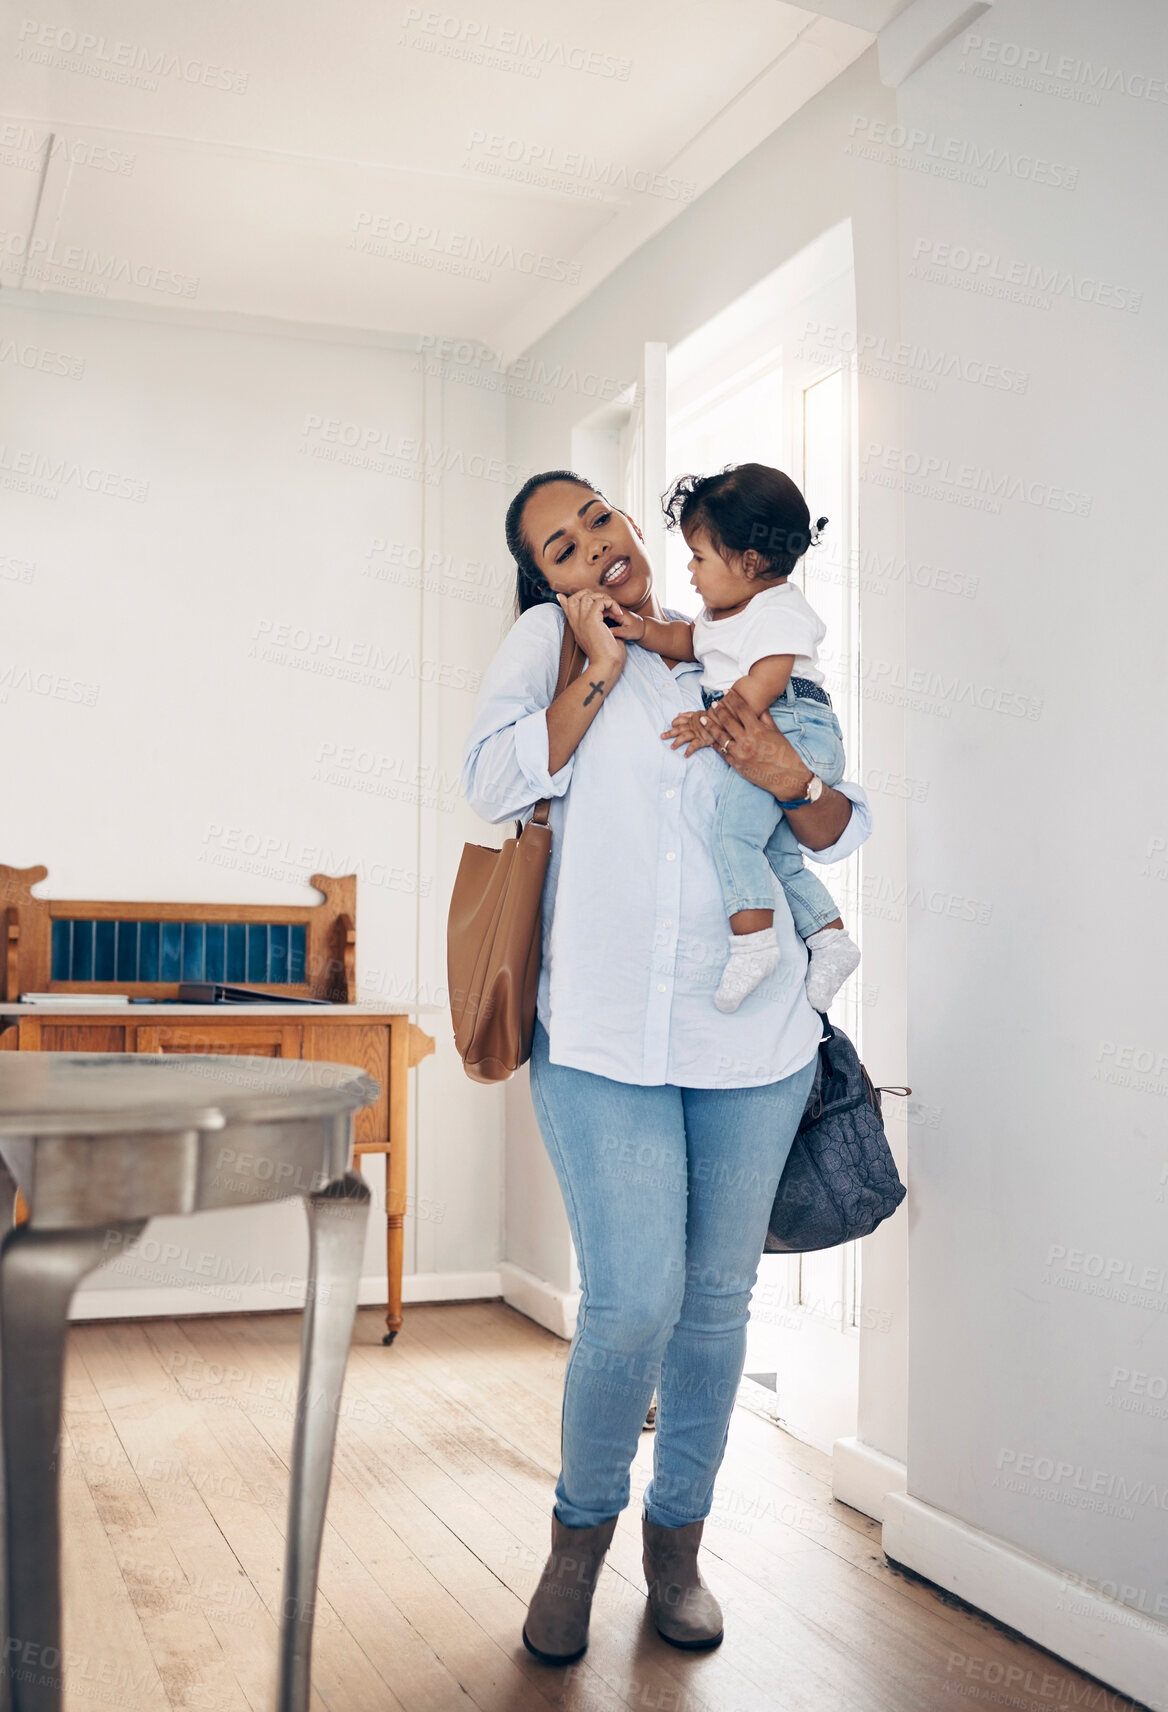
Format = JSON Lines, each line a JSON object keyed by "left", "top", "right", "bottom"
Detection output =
{"left": 1, "top": 292, "right": 511, "bottom": 1312}
{"left": 880, "top": 0, "right": 1168, "bottom": 1696}
{"left": 501, "top": 46, "right": 912, "bottom": 1450}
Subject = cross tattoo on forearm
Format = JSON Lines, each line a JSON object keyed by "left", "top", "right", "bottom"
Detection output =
{"left": 583, "top": 679, "right": 605, "bottom": 706}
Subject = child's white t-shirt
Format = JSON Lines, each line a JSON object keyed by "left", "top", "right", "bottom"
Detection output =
{"left": 692, "top": 580, "right": 827, "bottom": 694}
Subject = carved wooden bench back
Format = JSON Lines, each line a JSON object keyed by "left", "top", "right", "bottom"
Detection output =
{"left": 0, "top": 865, "right": 356, "bottom": 1003}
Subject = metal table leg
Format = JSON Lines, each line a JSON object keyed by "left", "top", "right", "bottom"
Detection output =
{"left": 0, "top": 1161, "right": 16, "bottom": 1247}
{"left": 276, "top": 1171, "right": 370, "bottom": 1712}
{"left": 0, "top": 1217, "right": 146, "bottom": 1712}
{"left": 0, "top": 1154, "right": 17, "bottom": 1712}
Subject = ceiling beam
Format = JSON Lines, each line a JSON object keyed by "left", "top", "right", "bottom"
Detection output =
{"left": 15, "top": 131, "right": 73, "bottom": 293}
{"left": 876, "top": 0, "right": 995, "bottom": 86}
{"left": 790, "top": 0, "right": 913, "bottom": 30}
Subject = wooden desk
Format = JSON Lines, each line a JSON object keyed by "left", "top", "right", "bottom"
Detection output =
{"left": 0, "top": 1003, "right": 436, "bottom": 1343}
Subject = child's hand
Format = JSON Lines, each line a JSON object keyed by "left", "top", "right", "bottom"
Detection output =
{"left": 599, "top": 597, "right": 645, "bottom": 642}
{"left": 660, "top": 711, "right": 719, "bottom": 757}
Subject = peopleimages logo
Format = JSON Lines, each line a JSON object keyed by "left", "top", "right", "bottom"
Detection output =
{"left": 298, "top": 416, "right": 532, "bottom": 488}
{"left": 1045, "top": 1243, "right": 1168, "bottom": 1293}
{"left": 464, "top": 130, "right": 695, "bottom": 203}
{"left": 0, "top": 229, "right": 198, "bottom": 297}
{"left": 0, "top": 442, "right": 149, "bottom": 502}
{"left": 800, "top": 320, "right": 1029, "bottom": 396}
{"left": 1144, "top": 835, "right": 1168, "bottom": 882}
{"left": 960, "top": 32, "right": 1168, "bottom": 106}
{"left": 860, "top": 874, "right": 992, "bottom": 926}
{"left": 350, "top": 212, "right": 580, "bottom": 284}
{"left": 0, "top": 121, "right": 136, "bottom": 175}
{"left": 16, "top": 18, "right": 250, "bottom": 92}
{"left": 398, "top": 8, "right": 631, "bottom": 81}
{"left": 863, "top": 442, "right": 1092, "bottom": 518}
{"left": 847, "top": 115, "right": 1079, "bottom": 190}
{"left": 414, "top": 335, "right": 630, "bottom": 405}
{"left": 249, "top": 618, "right": 482, "bottom": 694}
{"left": 910, "top": 238, "right": 1142, "bottom": 314}
{"left": 995, "top": 1447, "right": 1168, "bottom": 1513}
{"left": 0, "top": 335, "right": 85, "bottom": 378}
{"left": 1093, "top": 1039, "right": 1168, "bottom": 1099}
{"left": 820, "top": 647, "right": 1043, "bottom": 723}
{"left": 0, "top": 661, "right": 99, "bottom": 705}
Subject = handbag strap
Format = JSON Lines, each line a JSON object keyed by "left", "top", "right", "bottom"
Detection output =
{"left": 809, "top": 1008, "right": 913, "bottom": 1119}
{"left": 527, "top": 618, "right": 586, "bottom": 831}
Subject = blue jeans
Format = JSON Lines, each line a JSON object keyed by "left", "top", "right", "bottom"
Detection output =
{"left": 528, "top": 1014, "right": 818, "bottom": 1529}
{"left": 703, "top": 686, "right": 846, "bottom": 939}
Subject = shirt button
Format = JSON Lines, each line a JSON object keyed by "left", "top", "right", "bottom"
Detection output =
{"left": 657, "top": 984, "right": 666, "bottom": 992}
{"left": 665, "top": 789, "right": 675, "bottom": 799}
{"left": 666, "top": 851, "right": 676, "bottom": 861}
{"left": 663, "top": 919, "right": 672, "bottom": 928}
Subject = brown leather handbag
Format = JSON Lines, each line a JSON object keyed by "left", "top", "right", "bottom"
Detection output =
{"left": 448, "top": 620, "right": 584, "bottom": 1082}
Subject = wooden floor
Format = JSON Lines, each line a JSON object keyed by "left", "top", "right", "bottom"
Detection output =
{"left": 57, "top": 1301, "right": 1144, "bottom": 1712}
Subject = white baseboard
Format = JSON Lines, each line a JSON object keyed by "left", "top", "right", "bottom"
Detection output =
{"left": 399, "top": 1270, "right": 502, "bottom": 1305}
{"left": 883, "top": 1492, "right": 1168, "bottom": 1712}
{"left": 831, "top": 1435, "right": 907, "bottom": 1522}
{"left": 69, "top": 1269, "right": 503, "bottom": 1322}
{"left": 499, "top": 1261, "right": 580, "bottom": 1340}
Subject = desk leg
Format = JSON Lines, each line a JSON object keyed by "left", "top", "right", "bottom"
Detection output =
{"left": 383, "top": 1019, "right": 411, "bottom": 1345}
{"left": 276, "top": 1170, "right": 369, "bottom": 1712}
{"left": 0, "top": 1214, "right": 147, "bottom": 1712}
{"left": 383, "top": 1152, "right": 403, "bottom": 1346}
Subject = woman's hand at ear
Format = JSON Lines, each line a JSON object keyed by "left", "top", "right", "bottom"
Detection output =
{"left": 556, "top": 590, "right": 626, "bottom": 674}
{"left": 544, "top": 591, "right": 627, "bottom": 775}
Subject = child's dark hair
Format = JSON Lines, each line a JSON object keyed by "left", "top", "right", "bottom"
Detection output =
{"left": 663, "top": 462, "right": 827, "bottom": 581}
{"left": 505, "top": 468, "right": 603, "bottom": 617}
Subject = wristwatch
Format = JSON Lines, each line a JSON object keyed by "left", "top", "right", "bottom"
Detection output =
{"left": 777, "top": 772, "right": 824, "bottom": 811}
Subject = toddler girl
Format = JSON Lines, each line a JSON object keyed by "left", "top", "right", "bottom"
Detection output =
{"left": 617, "top": 463, "right": 861, "bottom": 1014}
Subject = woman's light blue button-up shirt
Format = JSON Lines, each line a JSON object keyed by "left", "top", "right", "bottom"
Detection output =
{"left": 460, "top": 601, "right": 872, "bottom": 1088}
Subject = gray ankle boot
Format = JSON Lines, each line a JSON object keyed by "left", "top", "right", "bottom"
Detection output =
{"left": 522, "top": 1513, "right": 619, "bottom": 1664}
{"left": 642, "top": 1515, "right": 724, "bottom": 1649}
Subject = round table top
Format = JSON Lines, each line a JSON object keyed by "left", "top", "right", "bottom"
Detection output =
{"left": 0, "top": 1053, "right": 380, "bottom": 1138}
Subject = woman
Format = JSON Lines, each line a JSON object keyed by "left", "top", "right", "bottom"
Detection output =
{"left": 460, "top": 470, "right": 871, "bottom": 1664}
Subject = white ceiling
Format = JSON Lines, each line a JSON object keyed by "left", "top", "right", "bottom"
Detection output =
{"left": 0, "top": 0, "right": 881, "bottom": 356}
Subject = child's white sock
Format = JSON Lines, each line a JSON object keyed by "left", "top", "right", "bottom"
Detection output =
{"left": 714, "top": 927, "right": 781, "bottom": 1013}
{"left": 804, "top": 926, "right": 861, "bottom": 1012}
